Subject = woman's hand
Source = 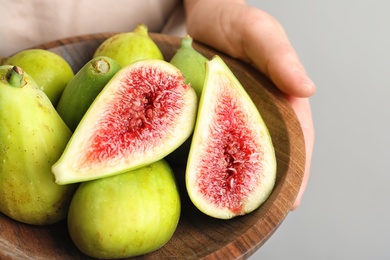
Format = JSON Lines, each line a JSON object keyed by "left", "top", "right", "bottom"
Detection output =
{"left": 184, "top": 0, "right": 316, "bottom": 210}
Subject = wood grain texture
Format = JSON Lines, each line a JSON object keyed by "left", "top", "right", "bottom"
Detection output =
{"left": 0, "top": 33, "right": 305, "bottom": 260}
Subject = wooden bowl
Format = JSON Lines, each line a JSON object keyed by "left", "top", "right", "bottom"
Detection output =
{"left": 0, "top": 33, "right": 305, "bottom": 259}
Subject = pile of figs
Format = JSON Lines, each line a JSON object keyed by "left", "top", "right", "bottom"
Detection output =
{"left": 0, "top": 24, "right": 276, "bottom": 259}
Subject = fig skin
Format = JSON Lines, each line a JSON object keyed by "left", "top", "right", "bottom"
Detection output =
{"left": 5, "top": 49, "right": 75, "bottom": 106}
{"left": 67, "top": 159, "right": 181, "bottom": 259}
{"left": 186, "top": 56, "right": 277, "bottom": 219}
{"left": 52, "top": 59, "right": 197, "bottom": 184}
{"left": 0, "top": 65, "right": 77, "bottom": 225}
{"left": 56, "top": 56, "right": 121, "bottom": 131}
{"left": 170, "top": 35, "right": 208, "bottom": 99}
{"left": 93, "top": 23, "right": 164, "bottom": 67}
{"left": 165, "top": 36, "right": 208, "bottom": 165}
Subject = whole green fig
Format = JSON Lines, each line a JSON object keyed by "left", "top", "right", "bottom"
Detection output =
{"left": 5, "top": 49, "right": 75, "bottom": 106}
{"left": 170, "top": 35, "right": 208, "bottom": 98}
{"left": 0, "top": 65, "right": 77, "bottom": 225}
{"left": 93, "top": 23, "right": 164, "bottom": 67}
{"left": 165, "top": 36, "right": 209, "bottom": 165}
{"left": 67, "top": 159, "right": 180, "bottom": 259}
{"left": 56, "top": 56, "right": 121, "bottom": 131}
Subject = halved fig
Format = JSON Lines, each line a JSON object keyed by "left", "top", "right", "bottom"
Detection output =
{"left": 186, "top": 56, "right": 277, "bottom": 219}
{"left": 52, "top": 59, "right": 197, "bottom": 184}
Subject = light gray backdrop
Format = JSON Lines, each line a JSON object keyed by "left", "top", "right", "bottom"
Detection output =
{"left": 247, "top": 0, "right": 390, "bottom": 259}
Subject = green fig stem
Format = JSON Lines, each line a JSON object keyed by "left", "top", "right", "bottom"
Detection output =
{"left": 6, "top": 66, "right": 24, "bottom": 88}
{"left": 181, "top": 35, "right": 194, "bottom": 49}
{"left": 134, "top": 23, "right": 148, "bottom": 36}
{"left": 92, "top": 58, "right": 110, "bottom": 75}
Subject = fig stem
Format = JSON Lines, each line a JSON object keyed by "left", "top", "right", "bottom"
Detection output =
{"left": 181, "top": 35, "right": 193, "bottom": 49}
{"left": 6, "top": 66, "right": 24, "bottom": 88}
{"left": 92, "top": 59, "right": 110, "bottom": 75}
{"left": 133, "top": 23, "right": 148, "bottom": 36}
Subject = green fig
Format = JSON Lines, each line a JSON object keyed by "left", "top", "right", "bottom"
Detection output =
{"left": 56, "top": 56, "right": 121, "bottom": 131}
{"left": 67, "top": 159, "right": 180, "bottom": 259}
{"left": 5, "top": 49, "right": 75, "bottom": 106}
{"left": 170, "top": 35, "right": 208, "bottom": 98}
{"left": 165, "top": 36, "right": 209, "bottom": 165}
{"left": 186, "top": 56, "right": 277, "bottom": 219}
{"left": 93, "top": 23, "right": 164, "bottom": 66}
{"left": 0, "top": 65, "right": 77, "bottom": 225}
{"left": 52, "top": 59, "right": 197, "bottom": 184}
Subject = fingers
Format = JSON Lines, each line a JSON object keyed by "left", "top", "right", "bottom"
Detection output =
{"left": 185, "top": 1, "right": 316, "bottom": 97}
{"left": 285, "top": 97, "right": 314, "bottom": 210}
{"left": 240, "top": 8, "right": 316, "bottom": 98}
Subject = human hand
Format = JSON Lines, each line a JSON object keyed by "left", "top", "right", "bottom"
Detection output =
{"left": 184, "top": 0, "right": 316, "bottom": 210}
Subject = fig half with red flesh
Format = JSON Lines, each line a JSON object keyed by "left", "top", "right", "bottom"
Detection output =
{"left": 52, "top": 59, "right": 197, "bottom": 184}
{"left": 186, "top": 56, "right": 277, "bottom": 219}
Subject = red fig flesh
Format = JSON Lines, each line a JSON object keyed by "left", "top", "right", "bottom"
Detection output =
{"left": 186, "top": 56, "right": 276, "bottom": 219}
{"left": 52, "top": 59, "right": 197, "bottom": 184}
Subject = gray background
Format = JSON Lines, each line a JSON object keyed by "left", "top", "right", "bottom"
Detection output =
{"left": 247, "top": 0, "right": 390, "bottom": 259}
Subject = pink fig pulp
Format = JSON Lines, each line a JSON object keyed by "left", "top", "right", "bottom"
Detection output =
{"left": 186, "top": 56, "right": 276, "bottom": 219}
{"left": 52, "top": 59, "right": 197, "bottom": 184}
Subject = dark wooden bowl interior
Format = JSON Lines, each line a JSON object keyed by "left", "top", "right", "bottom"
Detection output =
{"left": 0, "top": 33, "right": 305, "bottom": 259}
